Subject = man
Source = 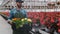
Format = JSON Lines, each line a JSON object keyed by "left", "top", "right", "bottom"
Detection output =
{"left": 7, "top": 0, "right": 28, "bottom": 34}
{"left": 8, "top": 0, "right": 27, "bottom": 24}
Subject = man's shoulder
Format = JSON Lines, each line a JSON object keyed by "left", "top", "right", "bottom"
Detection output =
{"left": 10, "top": 8, "right": 16, "bottom": 13}
{"left": 10, "top": 8, "right": 16, "bottom": 11}
{"left": 21, "top": 8, "right": 25, "bottom": 10}
{"left": 21, "top": 8, "right": 27, "bottom": 12}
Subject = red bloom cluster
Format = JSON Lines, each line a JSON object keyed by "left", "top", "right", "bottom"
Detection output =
{"left": 27, "top": 12, "right": 60, "bottom": 33}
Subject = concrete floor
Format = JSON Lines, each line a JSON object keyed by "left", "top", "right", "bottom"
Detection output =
{"left": 0, "top": 15, "right": 58, "bottom": 34}
{"left": 0, "top": 15, "right": 13, "bottom": 34}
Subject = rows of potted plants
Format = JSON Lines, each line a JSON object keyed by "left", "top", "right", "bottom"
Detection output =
{"left": 1, "top": 11, "right": 60, "bottom": 33}
{"left": 27, "top": 12, "right": 60, "bottom": 33}
{"left": 1, "top": 12, "right": 10, "bottom": 17}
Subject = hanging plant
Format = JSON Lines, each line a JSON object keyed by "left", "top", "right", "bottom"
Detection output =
{"left": 57, "top": 2, "right": 60, "bottom": 5}
{"left": 48, "top": 2, "right": 55, "bottom": 6}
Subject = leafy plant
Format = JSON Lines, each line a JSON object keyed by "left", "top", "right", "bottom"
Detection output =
{"left": 12, "top": 18, "right": 32, "bottom": 29}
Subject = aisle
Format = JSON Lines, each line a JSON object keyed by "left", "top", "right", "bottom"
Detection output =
{"left": 0, "top": 15, "right": 13, "bottom": 34}
{"left": 0, "top": 15, "right": 58, "bottom": 34}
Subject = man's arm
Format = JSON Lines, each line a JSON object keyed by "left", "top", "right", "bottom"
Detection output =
{"left": 7, "top": 10, "right": 13, "bottom": 24}
{"left": 8, "top": 10, "right": 13, "bottom": 20}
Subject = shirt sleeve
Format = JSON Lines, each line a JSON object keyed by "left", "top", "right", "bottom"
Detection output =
{"left": 8, "top": 10, "right": 13, "bottom": 20}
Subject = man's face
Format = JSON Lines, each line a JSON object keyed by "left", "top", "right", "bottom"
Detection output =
{"left": 16, "top": 2, "right": 22, "bottom": 8}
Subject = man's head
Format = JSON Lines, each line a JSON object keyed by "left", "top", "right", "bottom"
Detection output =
{"left": 16, "top": 0, "right": 24, "bottom": 8}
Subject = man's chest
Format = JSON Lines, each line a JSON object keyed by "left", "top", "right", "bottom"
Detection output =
{"left": 12, "top": 10, "right": 25, "bottom": 18}
{"left": 13, "top": 10, "right": 24, "bottom": 15}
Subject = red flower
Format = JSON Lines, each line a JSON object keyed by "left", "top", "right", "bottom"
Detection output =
{"left": 51, "top": 18, "right": 54, "bottom": 23}
{"left": 58, "top": 29, "right": 60, "bottom": 33}
{"left": 57, "top": 23, "right": 60, "bottom": 27}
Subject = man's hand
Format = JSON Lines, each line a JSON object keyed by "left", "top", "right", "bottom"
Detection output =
{"left": 8, "top": 21, "right": 13, "bottom": 25}
{"left": 7, "top": 19, "right": 13, "bottom": 25}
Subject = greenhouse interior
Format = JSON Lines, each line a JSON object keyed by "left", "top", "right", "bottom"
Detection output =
{"left": 1, "top": 0, "right": 60, "bottom": 34}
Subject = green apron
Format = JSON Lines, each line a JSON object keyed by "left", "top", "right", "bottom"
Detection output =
{"left": 14, "top": 10, "right": 25, "bottom": 18}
